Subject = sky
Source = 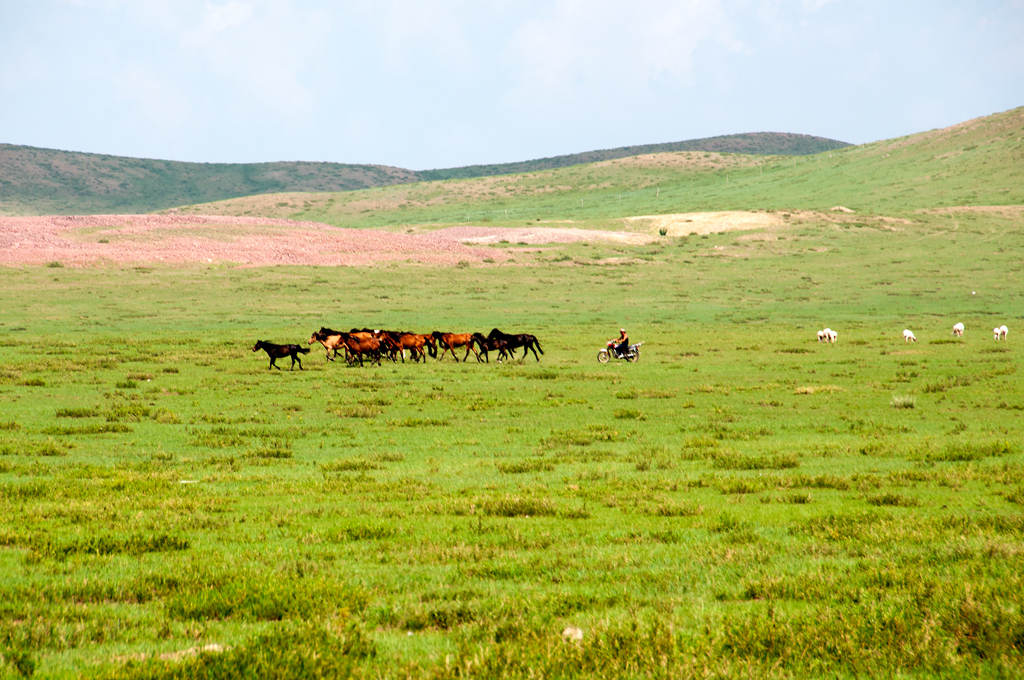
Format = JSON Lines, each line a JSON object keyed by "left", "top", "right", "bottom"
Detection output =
{"left": 1, "top": 1, "right": 1022, "bottom": 169}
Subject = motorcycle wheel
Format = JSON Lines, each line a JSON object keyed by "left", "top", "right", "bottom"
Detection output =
{"left": 597, "top": 349, "right": 610, "bottom": 364}
{"left": 626, "top": 351, "right": 639, "bottom": 363}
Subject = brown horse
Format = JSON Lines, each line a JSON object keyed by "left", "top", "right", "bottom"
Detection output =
{"left": 432, "top": 331, "right": 478, "bottom": 362}
{"left": 309, "top": 327, "right": 347, "bottom": 362}
{"left": 339, "top": 333, "right": 382, "bottom": 367}
{"left": 253, "top": 340, "right": 310, "bottom": 371}
{"left": 382, "top": 331, "right": 435, "bottom": 363}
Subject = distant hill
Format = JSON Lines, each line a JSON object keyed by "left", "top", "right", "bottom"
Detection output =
{"left": 0, "top": 132, "right": 848, "bottom": 216}
{"left": 176, "top": 106, "right": 1024, "bottom": 229}
{"left": 0, "top": 145, "right": 419, "bottom": 216}
{"left": 417, "top": 132, "right": 849, "bottom": 181}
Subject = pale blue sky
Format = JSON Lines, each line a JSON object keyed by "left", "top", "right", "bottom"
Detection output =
{"left": 2, "top": 1, "right": 1021, "bottom": 169}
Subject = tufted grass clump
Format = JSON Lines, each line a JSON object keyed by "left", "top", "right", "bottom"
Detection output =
{"left": 890, "top": 394, "right": 915, "bottom": 409}
{"left": 480, "top": 495, "right": 557, "bottom": 517}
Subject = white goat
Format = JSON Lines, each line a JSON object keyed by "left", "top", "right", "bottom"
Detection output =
{"left": 903, "top": 329, "right": 916, "bottom": 343}
{"left": 952, "top": 322, "right": 964, "bottom": 337}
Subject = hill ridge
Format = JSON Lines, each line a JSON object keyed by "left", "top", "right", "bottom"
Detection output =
{"left": 417, "top": 132, "right": 849, "bottom": 181}
{"left": 0, "top": 132, "right": 847, "bottom": 216}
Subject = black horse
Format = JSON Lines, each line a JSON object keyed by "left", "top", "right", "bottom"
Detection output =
{"left": 487, "top": 328, "right": 544, "bottom": 362}
{"left": 253, "top": 340, "right": 310, "bottom": 370}
{"left": 470, "top": 332, "right": 513, "bottom": 363}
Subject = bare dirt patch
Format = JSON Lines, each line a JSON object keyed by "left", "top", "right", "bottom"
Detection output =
{"left": 918, "top": 205, "right": 1024, "bottom": 218}
{"left": 0, "top": 214, "right": 653, "bottom": 268}
{"left": 624, "top": 211, "right": 784, "bottom": 236}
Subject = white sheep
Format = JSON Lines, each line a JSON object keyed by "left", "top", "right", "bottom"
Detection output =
{"left": 826, "top": 329, "right": 838, "bottom": 343}
{"left": 817, "top": 330, "right": 827, "bottom": 342}
{"left": 952, "top": 322, "right": 964, "bottom": 337}
{"left": 903, "top": 329, "right": 916, "bottom": 343}
{"left": 993, "top": 327, "right": 1003, "bottom": 340}
{"left": 999, "top": 325, "right": 1008, "bottom": 340}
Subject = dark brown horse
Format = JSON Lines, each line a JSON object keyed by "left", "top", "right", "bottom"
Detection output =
{"left": 469, "top": 332, "right": 512, "bottom": 363}
{"left": 432, "top": 331, "right": 478, "bottom": 362}
{"left": 487, "top": 328, "right": 544, "bottom": 362}
{"left": 253, "top": 340, "right": 310, "bottom": 370}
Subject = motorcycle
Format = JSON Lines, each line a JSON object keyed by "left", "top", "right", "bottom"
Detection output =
{"left": 597, "top": 341, "right": 643, "bottom": 363}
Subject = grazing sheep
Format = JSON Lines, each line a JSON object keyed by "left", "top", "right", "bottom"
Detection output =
{"left": 999, "top": 325, "right": 1008, "bottom": 340}
{"left": 825, "top": 328, "right": 838, "bottom": 343}
{"left": 903, "top": 329, "right": 917, "bottom": 343}
{"left": 993, "top": 327, "right": 1003, "bottom": 340}
{"left": 817, "top": 330, "right": 827, "bottom": 342}
{"left": 952, "top": 322, "right": 964, "bottom": 337}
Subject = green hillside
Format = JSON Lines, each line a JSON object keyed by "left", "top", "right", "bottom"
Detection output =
{"left": 417, "top": 132, "right": 849, "bottom": 181}
{"left": 0, "top": 132, "right": 847, "bottom": 216}
{"left": 0, "top": 145, "right": 419, "bottom": 216}
{"left": 182, "top": 107, "right": 1024, "bottom": 229}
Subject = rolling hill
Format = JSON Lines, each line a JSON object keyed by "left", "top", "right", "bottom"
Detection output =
{"left": 175, "top": 106, "right": 1024, "bottom": 230}
{"left": 0, "top": 132, "right": 847, "bottom": 216}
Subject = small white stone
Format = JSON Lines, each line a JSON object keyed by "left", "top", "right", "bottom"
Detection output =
{"left": 562, "top": 626, "right": 584, "bottom": 642}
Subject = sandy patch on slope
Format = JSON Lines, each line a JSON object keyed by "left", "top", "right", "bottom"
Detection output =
{"left": 0, "top": 214, "right": 654, "bottom": 267}
{"left": 624, "top": 211, "right": 785, "bottom": 236}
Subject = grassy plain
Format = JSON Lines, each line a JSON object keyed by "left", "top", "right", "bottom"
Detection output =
{"left": 1, "top": 206, "right": 1023, "bottom": 678}
{"left": 2, "top": 107, "right": 1024, "bottom": 678}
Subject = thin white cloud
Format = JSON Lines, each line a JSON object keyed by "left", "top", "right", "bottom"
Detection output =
{"left": 113, "top": 64, "right": 193, "bottom": 127}
{"left": 177, "top": 2, "right": 331, "bottom": 118}
{"left": 181, "top": 2, "right": 254, "bottom": 48}
{"left": 801, "top": 0, "right": 840, "bottom": 10}
{"left": 371, "top": 0, "right": 480, "bottom": 74}
{"left": 503, "top": 0, "right": 740, "bottom": 107}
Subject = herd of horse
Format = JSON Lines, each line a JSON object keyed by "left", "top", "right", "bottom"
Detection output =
{"left": 252, "top": 328, "right": 543, "bottom": 370}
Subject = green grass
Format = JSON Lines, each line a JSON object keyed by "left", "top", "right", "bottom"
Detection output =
{"left": 0, "top": 210, "right": 1021, "bottom": 678}
{"left": 0, "top": 108, "right": 1023, "bottom": 677}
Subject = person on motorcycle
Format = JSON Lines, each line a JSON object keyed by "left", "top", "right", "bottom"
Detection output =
{"left": 613, "top": 328, "right": 629, "bottom": 358}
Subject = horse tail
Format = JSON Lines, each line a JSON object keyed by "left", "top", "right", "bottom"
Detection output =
{"left": 298, "top": 346, "right": 310, "bottom": 354}
{"left": 535, "top": 338, "right": 544, "bottom": 354}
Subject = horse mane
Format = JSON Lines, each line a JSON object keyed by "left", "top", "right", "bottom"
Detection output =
{"left": 319, "top": 327, "right": 343, "bottom": 336}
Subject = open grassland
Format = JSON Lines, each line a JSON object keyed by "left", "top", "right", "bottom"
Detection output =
{"left": 1, "top": 204, "right": 1023, "bottom": 679}
{"left": 176, "top": 107, "right": 1024, "bottom": 231}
